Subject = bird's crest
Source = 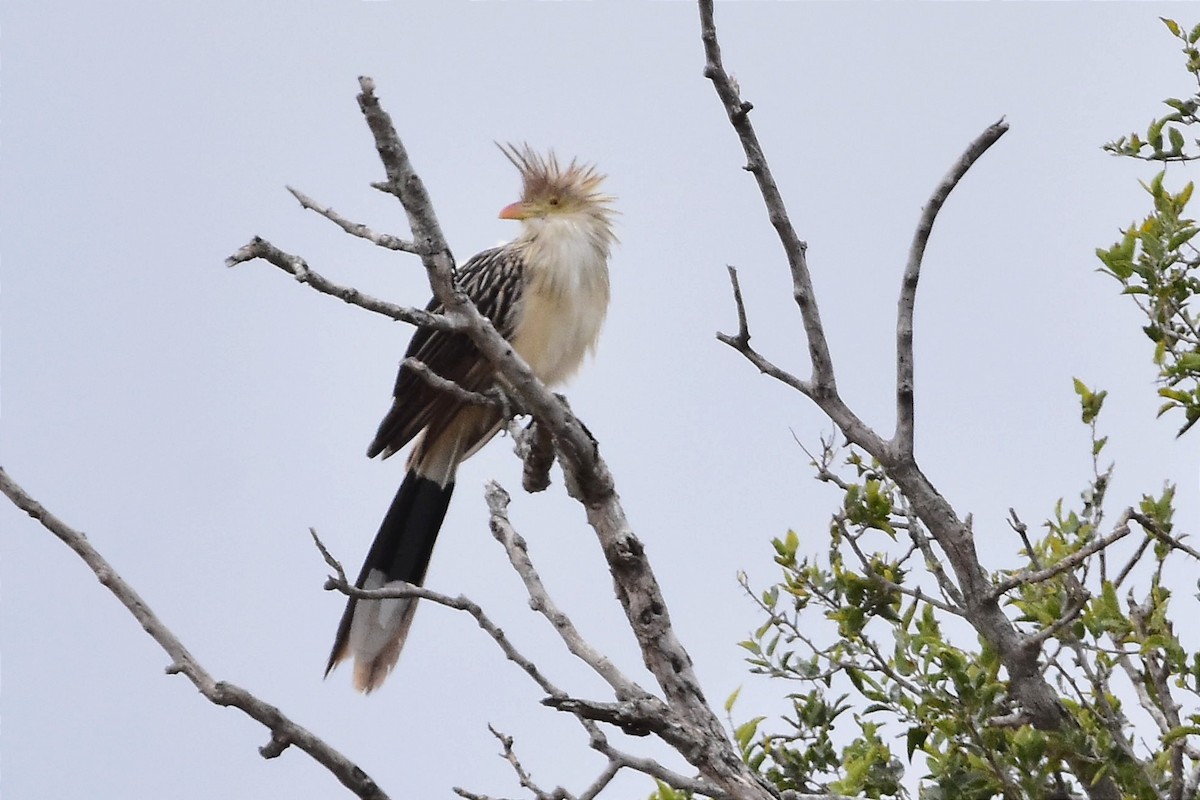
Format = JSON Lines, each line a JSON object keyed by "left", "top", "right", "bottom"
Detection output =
{"left": 497, "top": 142, "right": 614, "bottom": 219}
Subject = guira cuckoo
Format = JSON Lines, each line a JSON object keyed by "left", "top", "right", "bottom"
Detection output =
{"left": 326, "top": 144, "right": 616, "bottom": 692}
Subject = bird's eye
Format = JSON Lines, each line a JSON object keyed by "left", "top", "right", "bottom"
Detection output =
{"left": 548, "top": 197, "right": 560, "bottom": 206}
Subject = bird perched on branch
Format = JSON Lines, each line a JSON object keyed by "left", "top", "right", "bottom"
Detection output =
{"left": 327, "top": 144, "right": 616, "bottom": 692}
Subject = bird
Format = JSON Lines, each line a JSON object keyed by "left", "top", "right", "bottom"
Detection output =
{"left": 326, "top": 143, "right": 616, "bottom": 692}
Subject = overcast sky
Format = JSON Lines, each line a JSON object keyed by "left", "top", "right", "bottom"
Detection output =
{"left": 3, "top": 2, "right": 1197, "bottom": 799}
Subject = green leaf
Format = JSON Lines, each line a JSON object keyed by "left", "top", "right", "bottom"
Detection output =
{"left": 1164, "top": 724, "right": 1200, "bottom": 745}
{"left": 1013, "top": 726, "right": 1046, "bottom": 764}
{"left": 1170, "top": 126, "right": 1186, "bottom": 154}
{"left": 1162, "top": 17, "right": 1182, "bottom": 38}
{"left": 1178, "top": 180, "right": 1194, "bottom": 206}
{"left": 1107, "top": 257, "right": 1135, "bottom": 280}
{"left": 1168, "top": 226, "right": 1199, "bottom": 250}
{"left": 724, "top": 686, "right": 741, "bottom": 714}
{"left": 1149, "top": 117, "right": 1166, "bottom": 151}
{"left": 1151, "top": 170, "right": 1166, "bottom": 198}
{"left": 1073, "top": 378, "right": 1107, "bottom": 423}
{"left": 906, "top": 726, "right": 929, "bottom": 760}
{"left": 733, "top": 716, "right": 765, "bottom": 751}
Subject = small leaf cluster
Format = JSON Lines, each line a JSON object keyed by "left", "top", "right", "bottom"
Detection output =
{"left": 1099, "top": 19, "right": 1200, "bottom": 435}
{"left": 727, "top": 386, "right": 1200, "bottom": 799}
{"left": 1104, "top": 19, "right": 1200, "bottom": 164}
{"left": 647, "top": 780, "right": 692, "bottom": 800}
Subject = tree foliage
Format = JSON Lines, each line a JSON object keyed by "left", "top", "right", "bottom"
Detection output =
{"left": 692, "top": 18, "right": 1200, "bottom": 800}
{"left": 1098, "top": 18, "right": 1200, "bottom": 436}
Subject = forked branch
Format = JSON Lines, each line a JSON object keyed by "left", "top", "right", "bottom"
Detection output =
{"left": 697, "top": 2, "right": 1120, "bottom": 797}
{"left": 699, "top": 1, "right": 834, "bottom": 394}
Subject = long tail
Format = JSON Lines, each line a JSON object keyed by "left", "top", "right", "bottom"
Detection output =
{"left": 325, "top": 469, "right": 455, "bottom": 692}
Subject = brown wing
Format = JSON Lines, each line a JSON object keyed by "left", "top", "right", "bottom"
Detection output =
{"left": 367, "top": 245, "right": 526, "bottom": 459}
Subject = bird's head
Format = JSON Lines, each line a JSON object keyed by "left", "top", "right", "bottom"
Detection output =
{"left": 496, "top": 143, "right": 616, "bottom": 251}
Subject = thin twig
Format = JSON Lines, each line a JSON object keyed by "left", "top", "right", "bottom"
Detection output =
{"left": 311, "top": 528, "right": 566, "bottom": 700}
{"left": 484, "top": 481, "right": 654, "bottom": 702}
{"left": 905, "top": 508, "right": 965, "bottom": 609}
{"left": 489, "top": 726, "right": 559, "bottom": 800}
{"left": 1022, "top": 592, "right": 1089, "bottom": 648}
{"left": 287, "top": 185, "right": 421, "bottom": 253}
{"left": 717, "top": 266, "right": 816, "bottom": 397}
{"left": 991, "top": 511, "right": 1134, "bottom": 599}
{"left": 1133, "top": 510, "right": 1200, "bottom": 560}
{"left": 722, "top": 265, "right": 752, "bottom": 346}
{"left": 405, "top": 357, "right": 507, "bottom": 409}
{"left": 1008, "top": 509, "right": 1041, "bottom": 569}
{"left": 226, "top": 236, "right": 453, "bottom": 332}
{"left": 843, "top": 528, "right": 964, "bottom": 616}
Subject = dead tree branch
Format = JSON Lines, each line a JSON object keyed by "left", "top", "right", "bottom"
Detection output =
{"left": 225, "top": 236, "right": 452, "bottom": 332}
{"left": 698, "top": 1, "right": 1119, "bottom": 797}
{"left": 287, "top": 185, "right": 422, "bottom": 254}
{"left": 484, "top": 482, "right": 651, "bottom": 701}
{"left": 0, "top": 468, "right": 390, "bottom": 800}
{"left": 894, "top": 119, "right": 1009, "bottom": 456}
{"left": 699, "top": 12, "right": 833, "bottom": 395}
{"left": 226, "top": 76, "right": 769, "bottom": 800}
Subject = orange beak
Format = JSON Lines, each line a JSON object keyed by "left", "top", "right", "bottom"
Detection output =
{"left": 499, "top": 201, "right": 528, "bottom": 220}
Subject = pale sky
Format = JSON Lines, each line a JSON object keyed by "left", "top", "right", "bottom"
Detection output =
{"left": 3, "top": 3, "right": 1196, "bottom": 799}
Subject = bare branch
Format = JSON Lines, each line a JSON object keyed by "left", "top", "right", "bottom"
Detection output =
{"left": 587, "top": 729, "right": 727, "bottom": 800}
{"left": 894, "top": 119, "right": 1009, "bottom": 456}
{"left": 452, "top": 788, "right": 494, "bottom": 800}
{"left": 699, "top": 0, "right": 834, "bottom": 393}
{"left": 718, "top": 266, "right": 815, "bottom": 397}
{"left": 405, "top": 357, "right": 508, "bottom": 410}
{"left": 225, "top": 236, "right": 453, "bottom": 332}
{"left": 0, "top": 468, "right": 390, "bottom": 800}
{"left": 317, "top": 519, "right": 725, "bottom": 800}
{"left": 904, "top": 505, "right": 965, "bottom": 609}
{"left": 485, "top": 481, "right": 655, "bottom": 703}
{"left": 543, "top": 696, "right": 674, "bottom": 738}
{"left": 576, "top": 762, "right": 620, "bottom": 800}
{"left": 488, "top": 725, "right": 561, "bottom": 800}
{"left": 720, "top": 265, "right": 752, "bottom": 348}
{"left": 313, "top": 529, "right": 568, "bottom": 703}
{"left": 1112, "top": 535, "right": 1154, "bottom": 590}
{"left": 1022, "top": 591, "right": 1089, "bottom": 648}
{"left": 309, "top": 526, "right": 349, "bottom": 586}
{"left": 699, "top": 4, "right": 1121, "bottom": 796}
{"left": 286, "top": 185, "right": 421, "bottom": 254}
{"left": 353, "top": 76, "right": 458, "bottom": 305}
{"left": 1133, "top": 510, "right": 1200, "bottom": 560}
{"left": 1008, "top": 509, "right": 1041, "bottom": 570}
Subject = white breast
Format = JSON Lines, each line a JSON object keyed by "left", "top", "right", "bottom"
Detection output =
{"left": 511, "top": 216, "right": 611, "bottom": 387}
